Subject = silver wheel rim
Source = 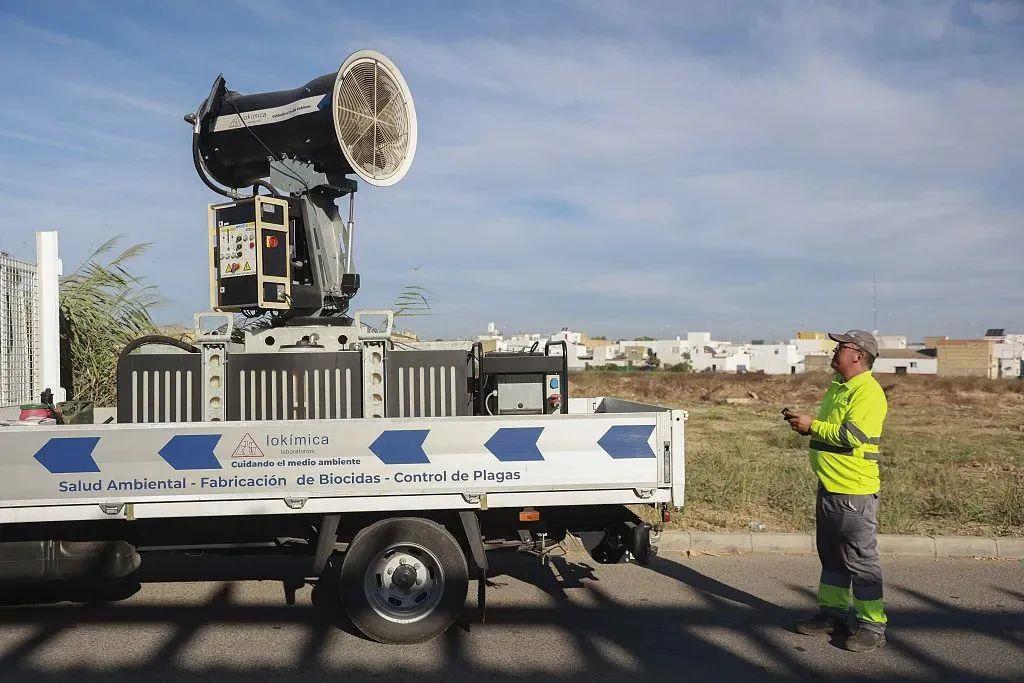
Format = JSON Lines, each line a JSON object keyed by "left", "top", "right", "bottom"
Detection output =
{"left": 363, "top": 542, "right": 445, "bottom": 624}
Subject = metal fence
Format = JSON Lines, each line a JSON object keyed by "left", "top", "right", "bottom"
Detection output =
{"left": 0, "top": 253, "right": 40, "bottom": 406}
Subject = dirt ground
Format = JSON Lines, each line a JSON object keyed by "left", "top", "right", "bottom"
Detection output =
{"left": 571, "top": 371, "right": 1024, "bottom": 536}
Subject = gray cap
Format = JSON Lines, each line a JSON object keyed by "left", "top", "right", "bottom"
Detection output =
{"left": 829, "top": 329, "right": 878, "bottom": 357}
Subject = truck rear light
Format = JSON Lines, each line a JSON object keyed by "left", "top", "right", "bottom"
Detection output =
{"left": 519, "top": 508, "right": 540, "bottom": 522}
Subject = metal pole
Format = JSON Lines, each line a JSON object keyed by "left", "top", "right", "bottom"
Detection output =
{"left": 345, "top": 192, "right": 356, "bottom": 274}
{"left": 36, "top": 231, "right": 65, "bottom": 402}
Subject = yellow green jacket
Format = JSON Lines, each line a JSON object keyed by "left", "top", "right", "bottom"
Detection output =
{"left": 809, "top": 370, "right": 887, "bottom": 495}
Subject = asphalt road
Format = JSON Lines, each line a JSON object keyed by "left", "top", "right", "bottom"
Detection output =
{"left": 0, "top": 550, "right": 1020, "bottom": 681}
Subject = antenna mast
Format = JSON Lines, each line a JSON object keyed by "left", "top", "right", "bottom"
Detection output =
{"left": 872, "top": 273, "right": 878, "bottom": 334}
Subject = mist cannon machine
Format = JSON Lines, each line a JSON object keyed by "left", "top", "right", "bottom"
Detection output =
{"left": 186, "top": 50, "right": 417, "bottom": 321}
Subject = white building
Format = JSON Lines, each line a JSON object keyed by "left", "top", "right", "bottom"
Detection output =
{"left": 619, "top": 338, "right": 689, "bottom": 366}
{"left": 994, "top": 334, "right": 1024, "bottom": 378}
{"left": 549, "top": 329, "right": 594, "bottom": 370}
{"left": 686, "top": 332, "right": 712, "bottom": 348}
{"left": 792, "top": 338, "right": 834, "bottom": 356}
{"left": 873, "top": 350, "right": 937, "bottom": 375}
{"left": 876, "top": 335, "right": 908, "bottom": 350}
{"left": 690, "top": 344, "right": 751, "bottom": 373}
{"left": 747, "top": 343, "right": 804, "bottom": 375}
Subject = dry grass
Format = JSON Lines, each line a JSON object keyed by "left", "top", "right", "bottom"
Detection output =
{"left": 572, "top": 371, "right": 1024, "bottom": 536}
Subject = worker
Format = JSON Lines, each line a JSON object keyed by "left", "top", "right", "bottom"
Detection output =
{"left": 782, "top": 329, "right": 888, "bottom": 653}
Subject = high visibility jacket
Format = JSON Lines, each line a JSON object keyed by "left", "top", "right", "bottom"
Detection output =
{"left": 809, "top": 370, "right": 887, "bottom": 495}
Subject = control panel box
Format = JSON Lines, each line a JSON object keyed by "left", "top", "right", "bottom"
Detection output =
{"left": 208, "top": 196, "right": 291, "bottom": 311}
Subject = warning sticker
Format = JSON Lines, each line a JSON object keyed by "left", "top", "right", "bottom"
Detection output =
{"left": 231, "top": 433, "right": 265, "bottom": 458}
{"left": 219, "top": 222, "right": 257, "bottom": 278}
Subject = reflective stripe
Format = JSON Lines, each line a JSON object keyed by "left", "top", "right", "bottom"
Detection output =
{"left": 853, "top": 597, "right": 887, "bottom": 625}
{"left": 840, "top": 421, "right": 870, "bottom": 445}
{"left": 818, "top": 583, "right": 850, "bottom": 611}
{"left": 812, "top": 440, "right": 881, "bottom": 461}
{"left": 868, "top": 437, "right": 881, "bottom": 445}
{"left": 810, "top": 440, "right": 853, "bottom": 455}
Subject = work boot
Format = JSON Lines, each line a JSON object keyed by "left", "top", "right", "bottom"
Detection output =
{"left": 845, "top": 626, "right": 886, "bottom": 652}
{"left": 793, "top": 613, "right": 842, "bottom": 635}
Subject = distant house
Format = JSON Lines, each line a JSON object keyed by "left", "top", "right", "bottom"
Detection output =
{"left": 747, "top": 343, "right": 804, "bottom": 375}
{"left": 873, "top": 349, "right": 937, "bottom": 375}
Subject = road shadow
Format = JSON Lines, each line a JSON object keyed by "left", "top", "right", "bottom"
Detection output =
{"left": 0, "top": 551, "right": 1017, "bottom": 681}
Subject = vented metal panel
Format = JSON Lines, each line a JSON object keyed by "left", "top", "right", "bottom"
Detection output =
{"left": 386, "top": 350, "right": 471, "bottom": 417}
{"left": 227, "top": 352, "right": 363, "bottom": 421}
{"left": 116, "top": 353, "right": 202, "bottom": 424}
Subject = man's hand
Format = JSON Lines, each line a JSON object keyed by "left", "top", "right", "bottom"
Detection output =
{"left": 783, "top": 409, "right": 813, "bottom": 436}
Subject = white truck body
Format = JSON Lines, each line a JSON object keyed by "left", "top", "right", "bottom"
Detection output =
{"left": 0, "top": 397, "right": 685, "bottom": 524}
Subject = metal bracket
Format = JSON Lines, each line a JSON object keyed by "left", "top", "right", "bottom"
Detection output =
{"left": 99, "top": 503, "right": 124, "bottom": 516}
{"left": 458, "top": 510, "right": 489, "bottom": 622}
{"left": 194, "top": 311, "right": 234, "bottom": 342}
{"left": 311, "top": 513, "right": 341, "bottom": 575}
{"left": 268, "top": 157, "right": 356, "bottom": 197}
{"left": 633, "top": 488, "right": 655, "bottom": 500}
{"left": 354, "top": 310, "right": 394, "bottom": 340}
{"left": 461, "top": 493, "right": 488, "bottom": 509}
{"left": 284, "top": 498, "right": 308, "bottom": 510}
{"left": 458, "top": 511, "right": 488, "bottom": 573}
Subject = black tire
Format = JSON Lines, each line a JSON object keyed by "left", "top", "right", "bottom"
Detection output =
{"left": 339, "top": 517, "right": 468, "bottom": 644}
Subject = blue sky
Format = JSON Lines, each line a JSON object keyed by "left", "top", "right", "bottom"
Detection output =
{"left": 0, "top": 0, "right": 1021, "bottom": 342}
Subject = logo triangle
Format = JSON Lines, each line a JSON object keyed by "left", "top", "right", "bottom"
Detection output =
{"left": 231, "top": 433, "right": 264, "bottom": 458}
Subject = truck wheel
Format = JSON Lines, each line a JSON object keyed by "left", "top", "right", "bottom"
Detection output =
{"left": 339, "top": 517, "right": 468, "bottom": 644}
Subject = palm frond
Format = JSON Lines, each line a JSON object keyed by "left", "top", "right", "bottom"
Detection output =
{"left": 60, "top": 238, "right": 162, "bottom": 408}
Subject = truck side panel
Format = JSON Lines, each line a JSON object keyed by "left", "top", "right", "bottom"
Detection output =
{"left": 0, "top": 412, "right": 678, "bottom": 520}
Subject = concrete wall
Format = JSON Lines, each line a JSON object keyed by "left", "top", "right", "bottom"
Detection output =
{"left": 804, "top": 354, "right": 832, "bottom": 373}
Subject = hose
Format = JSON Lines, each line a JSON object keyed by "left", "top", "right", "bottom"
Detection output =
{"left": 118, "top": 335, "right": 199, "bottom": 367}
{"left": 192, "top": 130, "right": 241, "bottom": 199}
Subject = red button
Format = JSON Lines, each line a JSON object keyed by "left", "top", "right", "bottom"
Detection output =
{"left": 266, "top": 235, "right": 279, "bottom": 248}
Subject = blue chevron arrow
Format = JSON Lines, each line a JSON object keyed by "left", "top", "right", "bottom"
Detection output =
{"left": 485, "top": 427, "right": 544, "bottom": 462}
{"left": 34, "top": 437, "right": 101, "bottom": 474}
{"left": 598, "top": 425, "right": 655, "bottom": 459}
{"left": 369, "top": 430, "right": 430, "bottom": 465}
{"left": 159, "top": 434, "right": 222, "bottom": 470}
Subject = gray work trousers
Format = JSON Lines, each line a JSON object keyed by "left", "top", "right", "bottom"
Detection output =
{"left": 816, "top": 485, "right": 887, "bottom": 633}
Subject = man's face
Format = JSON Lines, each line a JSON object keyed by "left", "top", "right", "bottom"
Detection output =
{"left": 831, "top": 343, "right": 863, "bottom": 374}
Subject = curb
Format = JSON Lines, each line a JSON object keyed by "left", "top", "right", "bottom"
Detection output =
{"left": 655, "top": 531, "right": 1024, "bottom": 560}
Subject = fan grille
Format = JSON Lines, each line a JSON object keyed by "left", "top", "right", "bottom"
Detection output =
{"left": 335, "top": 56, "right": 412, "bottom": 183}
